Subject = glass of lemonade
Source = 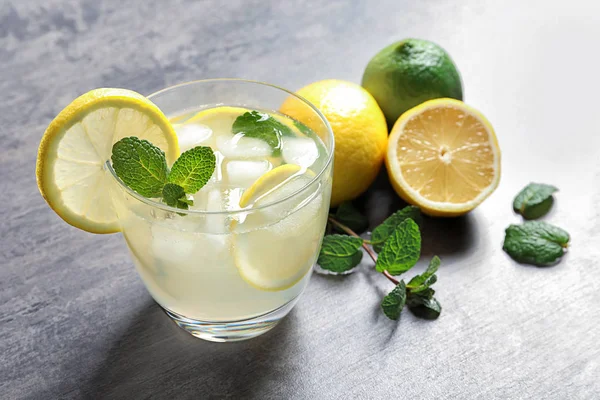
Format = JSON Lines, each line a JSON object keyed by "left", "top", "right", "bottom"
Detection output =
{"left": 106, "top": 79, "right": 333, "bottom": 342}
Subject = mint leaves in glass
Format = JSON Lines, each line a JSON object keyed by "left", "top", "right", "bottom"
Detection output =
{"left": 112, "top": 137, "right": 216, "bottom": 210}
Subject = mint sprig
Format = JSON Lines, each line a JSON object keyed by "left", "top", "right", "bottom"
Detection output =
{"left": 111, "top": 137, "right": 215, "bottom": 210}
{"left": 322, "top": 206, "right": 442, "bottom": 321}
{"left": 232, "top": 110, "right": 294, "bottom": 155}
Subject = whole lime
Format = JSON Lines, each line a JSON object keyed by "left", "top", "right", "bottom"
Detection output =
{"left": 362, "top": 39, "right": 463, "bottom": 126}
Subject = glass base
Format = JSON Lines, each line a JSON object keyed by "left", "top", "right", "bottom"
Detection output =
{"left": 163, "top": 296, "right": 300, "bottom": 342}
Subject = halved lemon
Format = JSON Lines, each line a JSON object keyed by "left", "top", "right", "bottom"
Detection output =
{"left": 233, "top": 164, "right": 324, "bottom": 291}
{"left": 36, "top": 88, "right": 179, "bottom": 233}
{"left": 386, "top": 98, "right": 501, "bottom": 216}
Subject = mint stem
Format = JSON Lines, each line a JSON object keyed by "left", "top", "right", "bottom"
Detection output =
{"left": 327, "top": 216, "right": 399, "bottom": 285}
{"left": 382, "top": 270, "right": 400, "bottom": 286}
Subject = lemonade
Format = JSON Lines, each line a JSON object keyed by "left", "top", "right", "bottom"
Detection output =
{"left": 110, "top": 106, "right": 331, "bottom": 326}
{"left": 36, "top": 80, "right": 334, "bottom": 341}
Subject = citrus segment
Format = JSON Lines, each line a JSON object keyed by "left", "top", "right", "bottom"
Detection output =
{"left": 386, "top": 98, "right": 500, "bottom": 216}
{"left": 233, "top": 165, "right": 323, "bottom": 291}
{"left": 36, "top": 88, "right": 179, "bottom": 233}
{"left": 238, "top": 164, "right": 304, "bottom": 208}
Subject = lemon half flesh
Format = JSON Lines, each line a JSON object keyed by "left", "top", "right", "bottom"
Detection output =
{"left": 386, "top": 98, "right": 501, "bottom": 217}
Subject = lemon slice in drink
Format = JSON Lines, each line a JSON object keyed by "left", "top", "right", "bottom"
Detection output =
{"left": 36, "top": 88, "right": 179, "bottom": 233}
{"left": 233, "top": 164, "right": 323, "bottom": 291}
{"left": 386, "top": 98, "right": 501, "bottom": 216}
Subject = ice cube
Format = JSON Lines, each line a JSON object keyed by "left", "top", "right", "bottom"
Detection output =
{"left": 216, "top": 133, "right": 272, "bottom": 158}
{"left": 224, "top": 187, "right": 243, "bottom": 211}
{"left": 204, "top": 189, "right": 227, "bottom": 233}
{"left": 281, "top": 137, "right": 319, "bottom": 168}
{"left": 174, "top": 123, "right": 213, "bottom": 152}
{"left": 152, "top": 223, "right": 195, "bottom": 263}
{"left": 212, "top": 150, "right": 225, "bottom": 182}
{"left": 206, "top": 189, "right": 223, "bottom": 212}
{"left": 225, "top": 160, "right": 272, "bottom": 188}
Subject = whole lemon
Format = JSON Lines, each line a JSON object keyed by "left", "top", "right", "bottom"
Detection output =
{"left": 280, "top": 79, "right": 388, "bottom": 206}
{"left": 362, "top": 38, "right": 463, "bottom": 126}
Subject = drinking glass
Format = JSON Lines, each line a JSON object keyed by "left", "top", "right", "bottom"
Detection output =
{"left": 107, "top": 79, "right": 334, "bottom": 342}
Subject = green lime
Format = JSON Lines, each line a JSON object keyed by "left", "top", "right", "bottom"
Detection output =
{"left": 361, "top": 39, "right": 463, "bottom": 126}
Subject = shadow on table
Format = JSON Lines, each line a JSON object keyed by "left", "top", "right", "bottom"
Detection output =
{"left": 358, "top": 167, "right": 479, "bottom": 259}
{"left": 420, "top": 213, "right": 477, "bottom": 258}
{"left": 84, "top": 300, "right": 297, "bottom": 399}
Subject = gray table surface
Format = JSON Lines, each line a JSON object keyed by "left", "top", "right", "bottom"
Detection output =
{"left": 1, "top": 0, "right": 600, "bottom": 399}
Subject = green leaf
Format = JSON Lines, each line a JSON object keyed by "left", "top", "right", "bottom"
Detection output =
{"left": 111, "top": 137, "right": 168, "bottom": 197}
{"left": 232, "top": 111, "right": 293, "bottom": 154}
{"left": 513, "top": 183, "right": 558, "bottom": 220}
{"left": 317, "top": 234, "right": 364, "bottom": 273}
{"left": 334, "top": 202, "right": 369, "bottom": 233}
{"left": 381, "top": 281, "right": 406, "bottom": 320}
{"left": 503, "top": 221, "right": 570, "bottom": 266}
{"left": 375, "top": 218, "right": 421, "bottom": 275}
{"left": 162, "top": 183, "right": 186, "bottom": 207}
{"left": 178, "top": 197, "right": 194, "bottom": 206}
{"left": 407, "top": 256, "right": 440, "bottom": 292}
{"left": 407, "top": 290, "right": 441, "bottom": 320}
{"left": 294, "top": 120, "right": 312, "bottom": 136}
{"left": 168, "top": 146, "right": 216, "bottom": 194}
{"left": 371, "top": 206, "right": 421, "bottom": 252}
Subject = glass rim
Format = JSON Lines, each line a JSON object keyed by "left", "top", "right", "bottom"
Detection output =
{"left": 106, "top": 78, "right": 334, "bottom": 216}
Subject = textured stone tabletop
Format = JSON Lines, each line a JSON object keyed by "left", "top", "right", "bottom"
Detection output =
{"left": 1, "top": 0, "right": 599, "bottom": 399}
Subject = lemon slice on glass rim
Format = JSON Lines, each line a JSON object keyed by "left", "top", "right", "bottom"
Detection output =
{"left": 36, "top": 88, "right": 180, "bottom": 233}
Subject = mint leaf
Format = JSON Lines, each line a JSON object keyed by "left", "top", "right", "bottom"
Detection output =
{"left": 178, "top": 197, "right": 194, "bottom": 206}
{"left": 375, "top": 218, "right": 421, "bottom": 275}
{"left": 168, "top": 146, "right": 216, "bottom": 194}
{"left": 335, "top": 202, "right": 369, "bottom": 233}
{"left": 232, "top": 111, "right": 293, "bottom": 154}
{"left": 513, "top": 183, "right": 558, "bottom": 220}
{"left": 407, "top": 256, "right": 440, "bottom": 292}
{"left": 162, "top": 183, "right": 187, "bottom": 208}
{"left": 294, "top": 120, "right": 312, "bottom": 136}
{"left": 317, "top": 234, "right": 364, "bottom": 273}
{"left": 407, "top": 289, "right": 441, "bottom": 320}
{"left": 503, "top": 221, "right": 570, "bottom": 266}
{"left": 371, "top": 206, "right": 421, "bottom": 252}
{"left": 381, "top": 281, "right": 406, "bottom": 320}
{"left": 111, "top": 137, "right": 168, "bottom": 197}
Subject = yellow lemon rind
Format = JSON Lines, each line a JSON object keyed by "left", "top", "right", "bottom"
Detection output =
{"left": 36, "top": 88, "right": 179, "bottom": 233}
